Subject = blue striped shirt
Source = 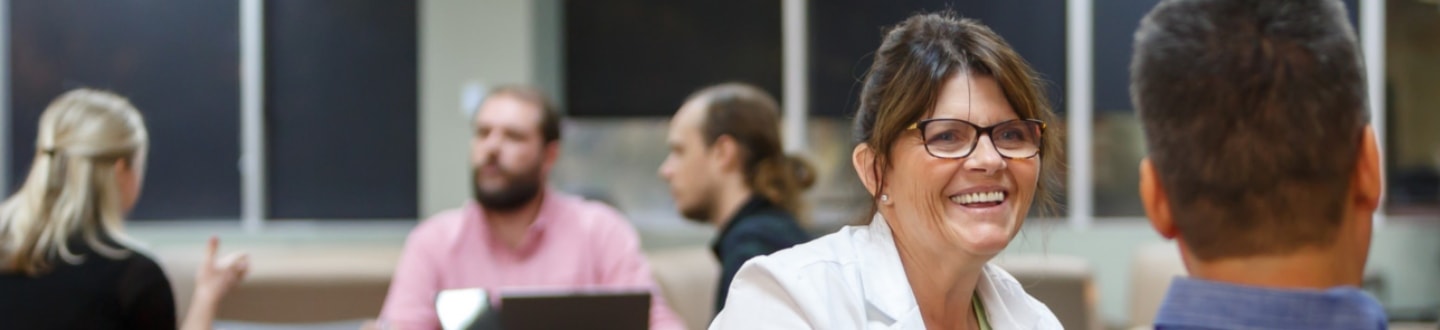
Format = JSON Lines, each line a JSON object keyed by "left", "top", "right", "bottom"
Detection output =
{"left": 1155, "top": 277, "right": 1388, "bottom": 330}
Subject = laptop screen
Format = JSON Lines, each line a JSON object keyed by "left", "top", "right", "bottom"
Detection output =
{"left": 435, "top": 288, "right": 651, "bottom": 330}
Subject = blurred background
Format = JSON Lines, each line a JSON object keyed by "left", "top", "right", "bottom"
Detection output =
{"left": 0, "top": 0, "right": 1435, "bottom": 328}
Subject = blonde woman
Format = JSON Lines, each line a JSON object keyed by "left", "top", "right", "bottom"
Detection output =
{"left": 0, "top": 89, "right": 249, "bottom": 330}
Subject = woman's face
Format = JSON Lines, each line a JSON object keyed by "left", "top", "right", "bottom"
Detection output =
{"left": 116, "top": 147, "right": 147, "bottom": 215}
{"left": 881, "top": 73, "right": 1040, "bottom": 258}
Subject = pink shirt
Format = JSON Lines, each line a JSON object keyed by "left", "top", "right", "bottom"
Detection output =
{"left": 379, "top": 190, "right": 685, "bottom": 330}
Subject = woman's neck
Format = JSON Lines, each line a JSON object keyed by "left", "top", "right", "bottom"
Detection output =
{"left": 893, "top": 231, "right": 985, "bottom": 330}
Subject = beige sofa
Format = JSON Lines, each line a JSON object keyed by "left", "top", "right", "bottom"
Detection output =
{"left": 157, "top": 244, "right": 720, "bottom": 328}
{"left": 645, "top": 247, "right": 720, "bottom": 330}
{"left": 1126, "top": 242, "right": 1188, "bottom": 329}
{"left": 993, "top": 254, "right": 1104, "bottom": 330}
{"left": 157, "top": 245, "right": 400, "bottom": 323}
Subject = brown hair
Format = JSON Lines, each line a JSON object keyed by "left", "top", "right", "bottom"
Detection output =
{"left": 852, "top": 12, "right": 1063, "bottom": 222}
{"left": 690, "top": 83, "right": 816, "bottom": 222}
{"left": 484, "top": 85, "right": 562, "bottom": 143}
{"left": 1132, "top": 0, "right": 1367, "bottom": 260}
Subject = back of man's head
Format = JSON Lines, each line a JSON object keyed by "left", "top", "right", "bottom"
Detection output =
{"left": 1132, "top": 0, "right": 1370, "bottom": 261}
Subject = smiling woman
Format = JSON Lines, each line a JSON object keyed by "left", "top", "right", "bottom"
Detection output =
{"left": 710, "top": 11, "right": 1064, "bottom": 330}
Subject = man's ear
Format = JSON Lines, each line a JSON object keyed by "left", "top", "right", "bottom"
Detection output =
{"left": 712, "top": 135, "right": 741, "bottom": 172}
{"left": 1140, "top": 157, "right": 1178, "bottom": 239}
{"left": 1351, "top": 125, "right": 1383, "bottom": 214}
{"left": 1341, "top": 125, "right": 1383, "bottom": 284}
{"left": 853, "top": 143, "right": 879, "bottom": 197}
{"left": 541, "top": 140, "right": 561, "bottom": 174}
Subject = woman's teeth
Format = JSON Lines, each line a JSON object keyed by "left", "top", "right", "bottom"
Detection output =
{"left": 951, "top": 191, "right": 1004, "bottom": 205}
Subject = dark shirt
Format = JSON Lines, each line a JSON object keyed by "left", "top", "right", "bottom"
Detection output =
{"left": 1155, "top": 277, "right": 1387, "bottom": 330}
{"left": 710, "top": 195, "right": 810, "bottom": 315}
{"left": 0, "top": 239, "right": 177, "bottom": 330}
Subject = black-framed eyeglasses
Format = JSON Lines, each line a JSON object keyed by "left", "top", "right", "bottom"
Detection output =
{"left": 906, "top": 118, "right": 1046, "bottom": 159}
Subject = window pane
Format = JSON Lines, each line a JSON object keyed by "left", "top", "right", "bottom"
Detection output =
{"left": 564, "top": 0, "right": 782, "bottom": 117}
{"left": 1091, "top": 0, "right": 1161, "bottom": 217}
{"left": 1383, "top": 0, "right": 1440, "bottom": 216}
{"left": 809, "top": 0, "right": 1068, "bottom": 118}
{"left": 264, "top": 0, "right": 419, "bottom": 219}
{"left": 7, "top": 0, "right": 241, "bottom": 220}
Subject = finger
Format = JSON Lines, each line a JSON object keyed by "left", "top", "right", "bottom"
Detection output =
{"left": 233, "top": 255, "right": 251, "bottom": 281}
{"left": 204, "top": 235, "right": 219, "bottom": 265}
{"left": 232, "top": 254, "right": 251, "bottom": 273}
{"left": 217, "top": 252, "right": 246, "bottom": 267}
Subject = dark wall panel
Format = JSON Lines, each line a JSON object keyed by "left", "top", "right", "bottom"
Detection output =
{"left": 264, "top": 0, "right": 418, "bottom": 219}
{"left": 1093, "top": 0, "right": 1359, "bottom": 113}
{"left": 7, "top": 0, "right": 241, "bottom": 220}
{"left": 810, "top": 0, "right": 1068, "bottom": 118}
{"left": 565, "top": 0, "right": 783, "bottom": 117}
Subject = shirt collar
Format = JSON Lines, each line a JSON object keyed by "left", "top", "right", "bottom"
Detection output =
{"left": 709, "top": 195, "right": 777, "bottom": 255}
{"left": 855, "top": 213, "right": 917, "bottom": 323}
{"left": 975, "top": 262, "right": 1044, "bottom": 329}
{"left": 460, "top": 189, "right": 558, "bottom": 255}
{"left": 1155, "top": 277, "right": 1388, "bottom": 330}
{"left": 856, "top": 214, "right": 1043, "bottom": 329}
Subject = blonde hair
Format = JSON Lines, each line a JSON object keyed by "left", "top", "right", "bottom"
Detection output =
{"left": 0, "top": 89, "right": 148, "bottom": 276}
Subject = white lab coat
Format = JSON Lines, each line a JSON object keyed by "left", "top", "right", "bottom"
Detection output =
{"left": 710, "top": 214, "right": 1063, "bottom": 330}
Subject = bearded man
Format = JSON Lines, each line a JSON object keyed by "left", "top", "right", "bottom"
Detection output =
{"left": 378, "top": 86, "right": 682, "bottom": 330}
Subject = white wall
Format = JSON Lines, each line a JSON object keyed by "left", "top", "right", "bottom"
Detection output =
{"left": 419, "top": 0, "right": 537, "bottom": 217}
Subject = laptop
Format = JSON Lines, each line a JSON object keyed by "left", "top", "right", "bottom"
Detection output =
{"left": 435, "top": 288, "right": 651, "bottom": 330}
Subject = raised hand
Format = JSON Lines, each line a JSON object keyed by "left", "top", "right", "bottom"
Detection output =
{"left": 182, "top": 236, "right": 250, "bottom": 330}
{"left": 194, "top": 236, "right": 250, "bottom": 301}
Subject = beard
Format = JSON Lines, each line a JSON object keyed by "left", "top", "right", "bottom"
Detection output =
{"left": 680, "top": 201, "right": 713, "bottom": 224}
{"left": 472, "top": 164, "right": 544, "bottom": 212}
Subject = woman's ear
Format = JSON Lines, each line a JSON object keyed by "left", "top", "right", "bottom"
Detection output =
{"left": 853, "top": 143, "right": 879, "bottom": 197}
{"left": 114, "top": 156, "right": 136, "bottom": 182}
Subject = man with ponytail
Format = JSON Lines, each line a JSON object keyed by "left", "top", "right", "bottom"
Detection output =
{"left": 659, "top": 82, "right": 814, "bottom": 316}
{"left": 0, "top": 89, "right": 249, "bottom": 329}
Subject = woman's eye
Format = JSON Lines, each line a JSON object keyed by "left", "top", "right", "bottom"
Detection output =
{"left": 997, "top": 128, "right": 1028, "bottom": 141}
{"left": 932, "top": 132, "right": 958, "bottom": 142}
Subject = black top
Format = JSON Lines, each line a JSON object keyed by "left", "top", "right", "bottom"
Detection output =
{"left": 710, "top": 196, "right": 811, "bottom": 315}
{"left": 0, "top": 239, "right": 177, "bottom": 330}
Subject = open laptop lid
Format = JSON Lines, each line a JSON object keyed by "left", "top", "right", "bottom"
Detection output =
{"left": 435, "top": 288, "right": 494, "bottom": 330}
{"left": 435, "top": 287, "right": 651, "bottom": 330}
